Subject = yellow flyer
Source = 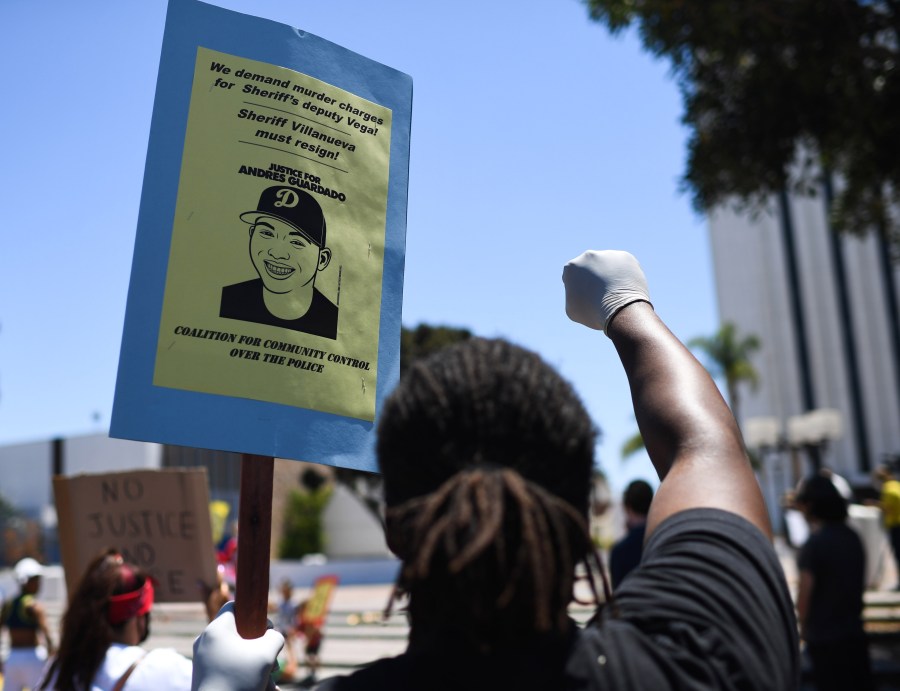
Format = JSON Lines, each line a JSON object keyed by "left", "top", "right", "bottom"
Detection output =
{"left": 153, "top": 47, "right": 391, "bottom": 422}
{"left": 112, "top": 0, "right": 411, "bottom": 469}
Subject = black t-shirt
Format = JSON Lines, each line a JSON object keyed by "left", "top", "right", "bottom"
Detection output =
{"left": 609, "top": 522, "right": 646, "bottom": 589}
{"left": 220, "top": 279, "right": 338, "bottom": 339}
{"left": 317, "top": 509, "right": 799, "bottom": 690}
{"left": 797, "top": 521, "right": 866, "bottom": 643}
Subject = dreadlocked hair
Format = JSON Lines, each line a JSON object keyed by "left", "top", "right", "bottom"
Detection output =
{"left": 378, "top": 338, "right": 603, "bottom": 651}
{"left": 39, "top": 548, "right": 148, "bottom": 691}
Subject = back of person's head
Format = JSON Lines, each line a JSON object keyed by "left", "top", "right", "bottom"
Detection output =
{"left": 42, "top": 549, "right": 153, "bottom": 691}
{"left": 875, "top": 465, "right": 895, "bottom": 483}
{"left": 622, "top": 480, "right": 653, "bottom": 517}
{"left": 797, "top": 473, "right": 848, "bottom": 523}
{"left": 377, "top": 338, "right": 598, "bottom": 651}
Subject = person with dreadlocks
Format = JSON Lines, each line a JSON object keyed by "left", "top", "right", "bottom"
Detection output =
{"left": 191, "top": 249, "right": 799, "bottom": 690}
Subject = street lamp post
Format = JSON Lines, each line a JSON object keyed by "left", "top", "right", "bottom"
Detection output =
{"left": 744, "top": 417, "right": 787, "bottom": 533}
{"left": 786, "top": 408, "right": 843, "bottom": 474}
{"left": 744, "top": 409, "right": 844, "bottom": 532}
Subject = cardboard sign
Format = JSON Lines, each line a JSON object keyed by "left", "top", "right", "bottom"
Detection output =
{"left": 110, "top": 0, "right": 412, "bottom": 472}
{"left": 53, "top": 469, "right": 217, "bottom": 603}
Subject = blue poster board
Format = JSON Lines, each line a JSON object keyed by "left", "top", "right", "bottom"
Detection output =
{"left": 110, "top": 0, "right": 412, "bottom": 472}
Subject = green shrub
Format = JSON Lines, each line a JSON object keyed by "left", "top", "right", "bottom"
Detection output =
{"left": 278, "top": 486, "right": 332, "bottom": 559}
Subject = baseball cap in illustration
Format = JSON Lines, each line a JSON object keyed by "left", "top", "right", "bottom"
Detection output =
{"left": 240, "top": 185, "right": 327, "bottom": 247}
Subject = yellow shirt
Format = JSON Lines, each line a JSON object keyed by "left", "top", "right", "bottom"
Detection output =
{"left": 881, "top": 479, "right": 900, "bottom": 528}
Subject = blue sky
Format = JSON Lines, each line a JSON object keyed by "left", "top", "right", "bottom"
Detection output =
{"left": 0, "top": 0, "right": 719, "bottom": 495}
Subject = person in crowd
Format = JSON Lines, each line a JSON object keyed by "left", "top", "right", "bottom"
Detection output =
{"left": 203, "top": 566, "right": 233, "bottom": 623}
{"left": 295, "top": 597, "right": 325, "bottom": 688}
{"left": 608, "top": 479, "right": 653, "bottom": 588}
{"left": 269, "top": 579, "right": 299, "bottom": 681}
{"left": 795, "top": 473, "right": 874, "bottom": 691}
{"left": 36, "top": 548, "right": 233, "bottom": 691}
{"left": 1, "top": 558, "right": 56, "bottom": 691}
{"left": 874, "top": 465, "right": 900, "bottom": 589}
{"left": 192, "top": 249, "right": 800, "bottom": 690}
{"left": 217, "top": 521, "right": 239, "bottom": 590}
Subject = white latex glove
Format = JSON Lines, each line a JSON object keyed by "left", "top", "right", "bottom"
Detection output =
{"left": 192, "top": 601, "right": 284, "bottom": 691}
{"left": 562, "top": 250, "right": 652, "bottom": 334}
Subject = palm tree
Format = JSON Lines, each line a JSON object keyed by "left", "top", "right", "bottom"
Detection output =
{"left": 620, "top": 428, "right": 646, "bottom": 460}
{"left": 687, "top": 322, "right": 761, "bottom": 425}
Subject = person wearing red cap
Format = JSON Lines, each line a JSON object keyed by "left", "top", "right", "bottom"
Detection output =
{"left": 36, "top": 549, "right": 193, "bottom": 691}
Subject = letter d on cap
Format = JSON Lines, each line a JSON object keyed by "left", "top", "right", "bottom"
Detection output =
{"left": 274, "top": 188, "right": 300, "bottom": 208}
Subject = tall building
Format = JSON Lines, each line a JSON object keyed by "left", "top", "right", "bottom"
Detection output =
{"left": 708, "top": 187, "right": 900, "bottom": 513}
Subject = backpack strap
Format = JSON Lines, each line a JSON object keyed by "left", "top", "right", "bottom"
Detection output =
{"left": 111, "top": 652, "right": 146, "bottom": 691}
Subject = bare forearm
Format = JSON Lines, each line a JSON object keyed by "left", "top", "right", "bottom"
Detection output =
{"left": 608, "top": 302, "right": 770, "bottom": 536}
{"left": 609, "top": 303, "right": 743, "bottom": 475}
{"left": 562, "top": 249, "right": 769, "bottom": 536}
{"left": 36, "top": 609, "right": 55, "bottom": 653}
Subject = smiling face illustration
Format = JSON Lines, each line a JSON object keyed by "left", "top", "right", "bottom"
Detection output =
{"left": 248, "top": 215, "right": 332, "bottom": 294}
{"left": 220, "top": 185, "right": 339, "bottom": 338}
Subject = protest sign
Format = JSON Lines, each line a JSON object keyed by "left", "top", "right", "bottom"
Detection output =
{"left": 110, "top": 0, "right": 412, "bottom": 471}
{"left": 53, "top": 468, "right": 217, "bottom": 603}
{"left": 299, "top": 574, "right": 339, "bottom": 629}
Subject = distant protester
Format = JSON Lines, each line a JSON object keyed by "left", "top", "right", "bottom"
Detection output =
{"left": 296, "top": 597, "right": 326, "bottom": 688}
{"left": 270, "top": 579, "right": 299, "bottom": 681}
{"left": 609, "top": 479, "right": 653, "bottom": 588}
{"left": 36, "top": 548, "right": 229, "bottom": 691}
{"left": 1, "top": 558, "right": 56, "bottom": 691}
{"left": 796, "top": 473, "right": 873, "bottom": 691}
{"left": 874, "top": 465, "right": 900, "bottom": 590}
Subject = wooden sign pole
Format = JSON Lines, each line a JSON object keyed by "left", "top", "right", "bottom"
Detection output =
{"left": 235, "top": 453, "right": 274, "bottom": 639}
